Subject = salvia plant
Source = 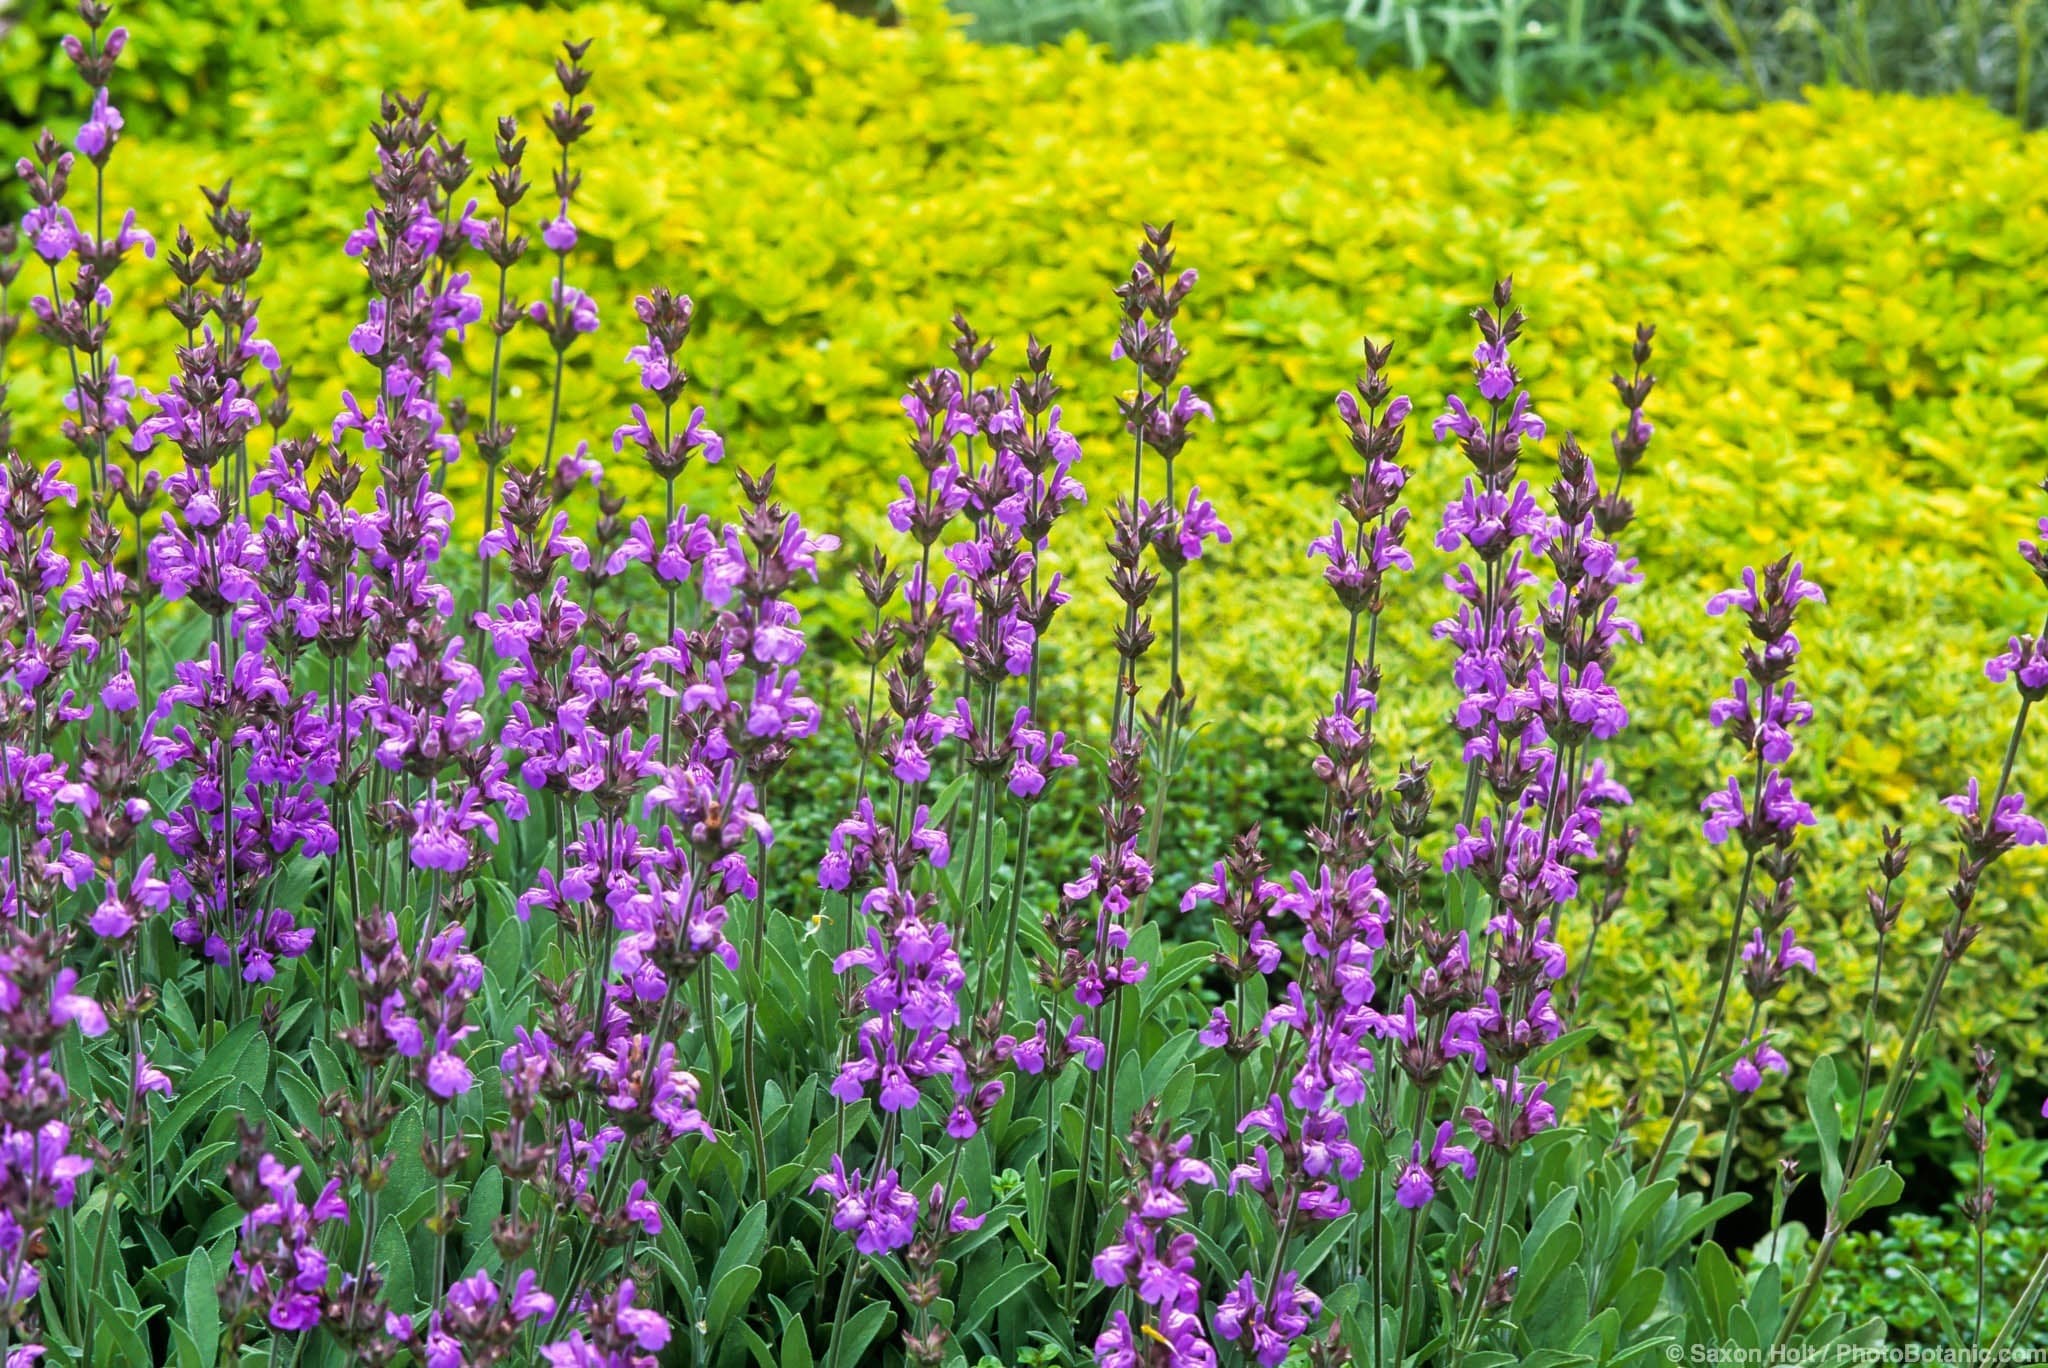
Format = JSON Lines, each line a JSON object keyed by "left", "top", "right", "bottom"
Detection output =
{"left": 2, "top": 5, "right": 2046, "bottom": 1367}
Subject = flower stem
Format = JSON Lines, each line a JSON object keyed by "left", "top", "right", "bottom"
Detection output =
{"left": 1646, "top": 752, "right": 1768, "bottom": 1177}
{"left": 741, "top": 796, "right": 774, "bottom": 1205}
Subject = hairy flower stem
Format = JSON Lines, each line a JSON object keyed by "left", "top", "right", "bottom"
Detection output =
{"left": 431, "top": 1103, "right": 450, "bottom": 1297}
{"left": 1850, "top": 923, "right": 1891, "bottom": 1164}
{"left": 81, "top": 949, "right": 154, "bottom": 1362}
{"left": 1707, "top": 998, "right": 1766, "bottom": 1228}
{"left": 1851, "top": 689, "right": 2033, "bottom": 1183}
{"left": 655, "top": 400, "right": 680, "bottom": 751}
{"left": 829, "top": 601, "right": 890, "bottom": 1159}
{"left": 1258, "top": 1190, "right": 1301, "bottom": 1332}
{"left": 77, "top": 1142, "right": 133, "bottom": 1363}
{"left": 1367, "top": 1166, "right": 1385, "bottom": 1368}
{"left": 741, "top": 804, "right": 774, "bottom": 1205}
{"left": 541, "top": 143, "right": 570, "bottom": 475}
{"left": 44, "top": 261, "right": 93, "bottom": 494}
{"left": 967, "top": 672, "right": 1003, "bottom": 1014}
{"left": 555, "top": 1125, "right": 643, "bottom": 1337}
{"left": 1646, "top": 750, "right": 1769, "bottom": 1177}
{"left": 983, "top": 539, "right": 1051, "bottom": 1013}
{"left": 1134, "top": 446, "right": 1186, "bottom": 927}
{"left": 1454, "top": 1137, "right": 1516, "bottom": 1359}
{"left": 1976, "top": 1137, "right": 1989, "bottom": 1348}
{"left": 695, "top": 943, "right": 727, "bottom": 1133}
{"left": 1098, "top": 992, "right": 1128, "bottom": 1205}
{"left": 1391, "top": 1079, "right": 1438, "bottom": 1361}
{"left": 478, "top": 233, "right": 514, "bottom": 612}
{"left": 1062, "top": 1074, "right": 1100, "bottom": 1317}
{"left": 825, "top": 1250, "right": 863, "bottom": 1368}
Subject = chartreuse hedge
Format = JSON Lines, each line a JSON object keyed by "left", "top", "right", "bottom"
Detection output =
{"left": 9, "top": 0, "right": 2048, "bottom": 1163}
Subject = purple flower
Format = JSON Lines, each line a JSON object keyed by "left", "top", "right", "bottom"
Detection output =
{"left": 1092, "top": 1113, "right": 1218, "bottom": 1364}
{"left": 425, "top": 1050, "right": 472, "bottom": 1100}
{"left": 1474, "top": 338, "right": 1515, "bottom": 402}
{"left": 1393, "top": 1121, "right": 1478, "bottom": 1210}
{"left": 528, "top": 280, "right": 599, "bottom": 335}
{"left": 1701, "top": 771, "right": 1815, "bottom": 847}
{"left": 133, "top": 1055, "right": 174, "bottom": 1099}
{"left": 1705, "top": 561, "right": 1825, "bottom": 618}
{"left": 1162, "top": 486, "right": 1232, "bottom": 563}
{"left": 1708, "top": 678, "right": 1813, "bottom": 764}
{"left": 1436, "top": 479, "right": 1548, "bottom": 558}
{"left": 74, "top": 87, "right": 124, "bottom": 158}
{"left": 1943, "top": 777, "right": 2048, "bottom": 847}
{"left": 541, "top": 208, "right": 578, "bottom": 252}
{"left": 1985, "top": 634, "right": 2048, "bottom": 697}
{"left": 49, "top": 969, "right": 107, "bottom": 1037}
{"left": 21, "top": 203, "right": 81, "bottom": 263}
{"left": 1214, "top": 1270, "right": 1321, "bottom": 1367}
{"left": 1729, "top": 1043, "right": 1789, "bottom": 1094}
{"left": 811, "top": 1159, "right": 917, "bottom": 1255}
{"left": 1462, "top": 1076, "right": 1558, "bottom": 1149}
{"left": 1744, "top": 926, "right": 1818, "bottom": 977}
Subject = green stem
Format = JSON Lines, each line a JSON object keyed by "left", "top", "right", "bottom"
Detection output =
{"left": 1707, "top": 999, "right": 1766, "bottom": 1228}
{"left": 741, "top": 796, "right": 774, "bottom": 1205}
{"left": 1646, "top": 753, "right": 1768, "bottom": 1177}
{"left": 1849, "top": 925, "right": 1889, "bottom": 1164}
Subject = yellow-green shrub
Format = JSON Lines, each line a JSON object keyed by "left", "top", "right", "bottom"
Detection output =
{"left": 10, "top": 0, "right": 2048, "bottom": 1161}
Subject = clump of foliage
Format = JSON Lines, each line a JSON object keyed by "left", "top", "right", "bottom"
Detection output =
{"left": 8, "top": 0, "right": 2048, "bottom": 1134}
{"left": 4, "top": 5, "right": 2048, "bottom": 1366}
{"left": 944, "top": 0, "right": 1712, "bottom": 109}
{"left": 1702, "top": 0, "right": 2048, "bottom": 124}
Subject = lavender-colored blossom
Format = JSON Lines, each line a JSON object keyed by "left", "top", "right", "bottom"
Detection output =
{"left": 811, "top": 1158, "right": 918, "bottom": 1256}
{"left": 1729, "top": 1043, "right": 1790, "bottom": 1094}
{"left": 1393, "top": 1120, "right": 1478, "bottom": 1210}
{"left": 1942, "top": 777, "right": 2048, "bottom": 848}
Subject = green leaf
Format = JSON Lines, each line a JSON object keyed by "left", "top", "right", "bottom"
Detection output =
{"left": 958, "top": 1257, "right": 1049, "bottom": 1340}
{"left": 1288, "top": 1214, "right": 1353, "bottom": 1281}
{"left": 1139, "top": 939, "right": 1217, "bottom": 1018}
{"left": 381, "top": 1111, "right": 431, "bottom": 1224}
{"left": 831, "top": 1300, "right": 895, "bottom": 1368}
{"left": 1672, "top": 1193, "right": 1750, "bottom": 1250}
{"left": 705, "top": 1264, "right": 762, "bottom": 1346}
{"left": 779, "top": 1318, "right": 816, "bottom": 1368}
{"left": 89, "top": 1291, "right": 153, "bottom": 1368}
{"left": 1516, "top": 1219, "right": 1584, "bottom": 1315}
{"left": 1525, "top": 1026, "right": 1600, "bottom": 1072}
{"left": 164, "top": 1018, "right": 269, "bottom": 1140}
{"left": 709, "top": 1201, "right": 770, "bottom": 1295}
{"left": 1806, "top": 1054, "right": 1843, "bottom": 1205}
{"left": 183, "top": 1246, "right": 220, "bottom": 1368}
{"left": 1694, "top": 1238, "right": 1742, "bottom": 1335}
{"left": 166, "top": 1323, "right": 205, "bottom": 1368}
{"left": 465, "top": 1167, "right": 505, "bottom": 1265}
{"left": 165, "top": 1140, "right": 237, "bottom": 1206}
{"left": 273, "top": 1058, "right": 327, "bottom": 1137}
{"left": 1838, "top": 1162, "right": 1903, "bottom": 1224}
{"left": 732, "top": 1321, "right": 776, "bottom": 1368}
{"left": 1614, "top": 1178, "right": 1678, "bottom": 1248}
{"left": 374, "top": 1214, "right": 416, "bottom": 1316}
{"left": 925, "top": 773, "right": 974, "bottom": 826}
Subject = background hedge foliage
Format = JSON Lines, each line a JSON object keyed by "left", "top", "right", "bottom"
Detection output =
{"left": 6, "top": 0, "right": 2048, "bottom": 1182}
